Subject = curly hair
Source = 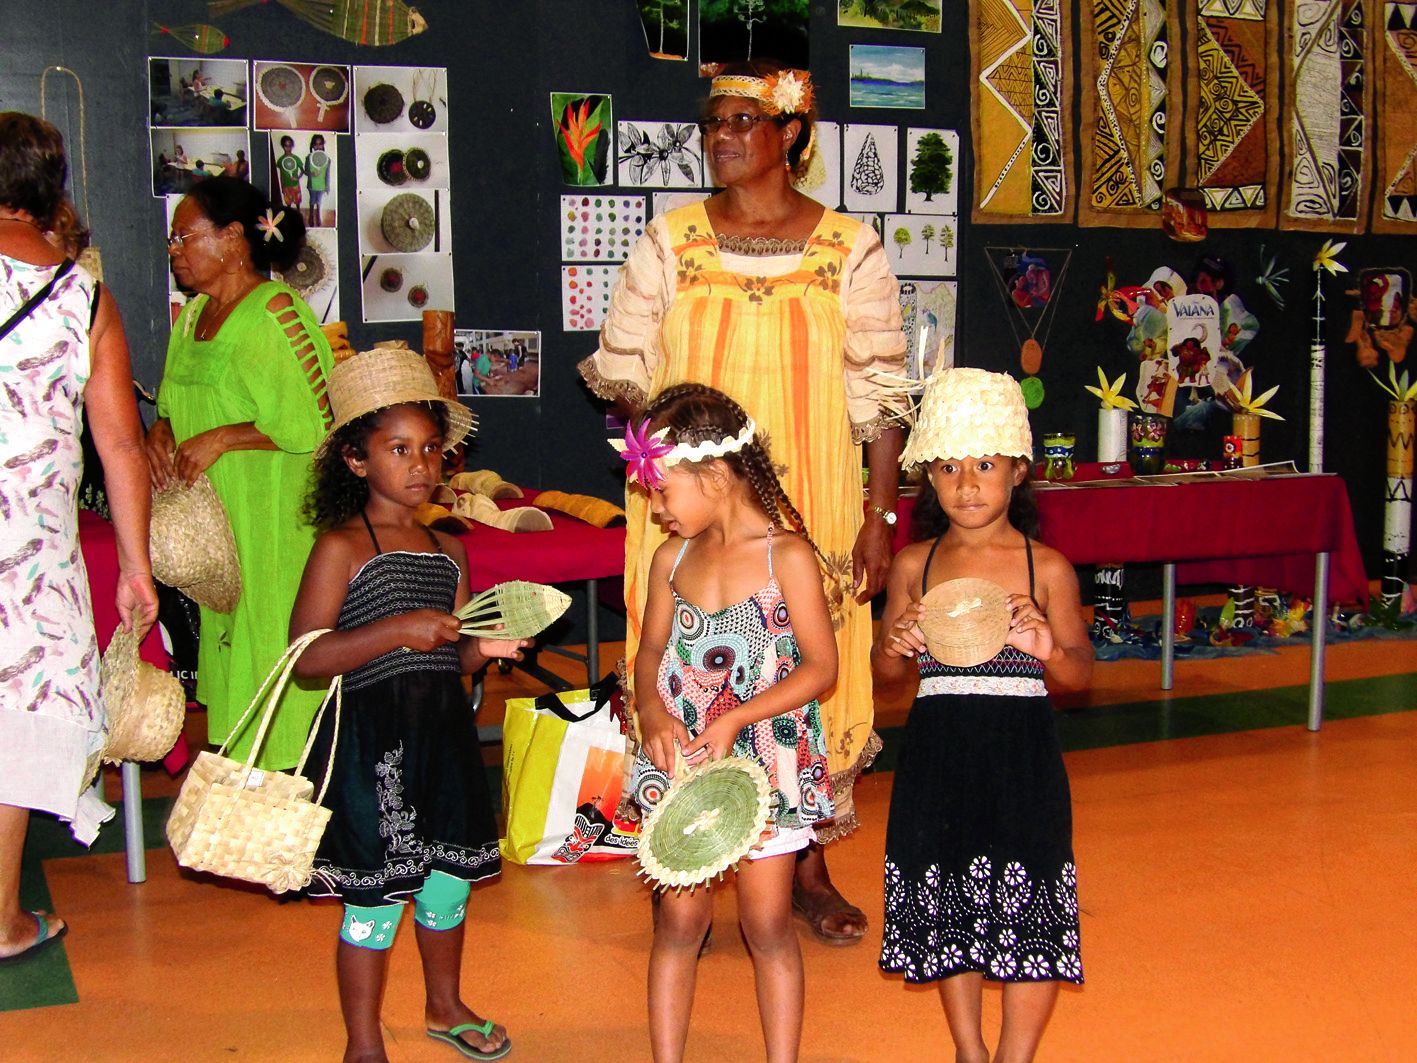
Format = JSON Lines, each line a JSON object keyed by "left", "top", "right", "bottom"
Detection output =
{"left": 908, "top": 459, "right": 1040, "bottom": 543}
{"left": 641, "top": 383, "right": 822, "bottom": 558}
{"left": 304, "top": 402, "right": 449, "bottom": 531}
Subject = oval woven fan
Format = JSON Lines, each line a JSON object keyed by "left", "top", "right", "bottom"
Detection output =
{"left": 638, "top": 755, "right": 771, "bottom": 891}
{"left": 918, "top": 577, "right": 1011, "bottom": 668}
{"left": 381, "top": 192, "right": 435, "bottom": 252}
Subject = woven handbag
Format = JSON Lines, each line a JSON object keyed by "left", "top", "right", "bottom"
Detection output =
{"left": 166, "top": 629, "right": 342, "bottom": 894}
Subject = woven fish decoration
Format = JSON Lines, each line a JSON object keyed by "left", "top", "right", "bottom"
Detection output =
{"left": 208, "top": 0, "right": 427, "bottom": 47}
{"left": 152, "top": 22, "right": 231, "bottom": 53}
{"left": 455, "top": 581, "right": 571, "bottom": 640}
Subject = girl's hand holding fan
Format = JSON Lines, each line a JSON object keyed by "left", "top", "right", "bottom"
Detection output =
{"left": 639, "top": 704, "right": 692, "bottom": 774}
{"left": 395, "top": 608, "right": 462, "bottom": 651}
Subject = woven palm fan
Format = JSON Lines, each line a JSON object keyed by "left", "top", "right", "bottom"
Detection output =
{"left": 256, "top": 63, "right": 305, "bottom": 126}
{"left": 638, "top": 753, "right": 772, "bottom": 891}
{"left": 381, "top": 192, "right": 435, "bottom": 252}
{"left": 918, "top": 577, "right": 1012, "bottom": 668}
{"left": 455, "top": 580, "right": 571, "bottom": 639}
{"left": 281, "top": 243, "right": 326, "bottom": 293}
{"left": 309, "top": 65, "right": 348, "bottom": 120}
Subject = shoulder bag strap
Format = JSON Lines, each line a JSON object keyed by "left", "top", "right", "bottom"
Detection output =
{"left": 0, "top": 258, "right": 75, "bottom": 344}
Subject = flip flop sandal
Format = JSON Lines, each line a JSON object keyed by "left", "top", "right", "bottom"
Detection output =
{"left": 427, "top": 1019, "right": 512, "bottom": 1060}
{"left": 791, "top": 886, "right": 867, "bottom": 947}
{"left": 0, "top": 912, "right": 69, "bottom": 966}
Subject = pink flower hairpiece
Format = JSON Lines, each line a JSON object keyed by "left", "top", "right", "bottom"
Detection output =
{"left": 609, "top": 419, "right": 674, "bottom": 490}
{"left": 256, "top": 208, "right": 285, "bottom": 242}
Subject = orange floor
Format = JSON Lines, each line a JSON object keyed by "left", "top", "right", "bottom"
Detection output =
{"left": 3, "top": 636, "right": 1416, "bottom": 1062}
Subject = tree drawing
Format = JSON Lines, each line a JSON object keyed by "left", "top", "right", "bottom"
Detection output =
{"left": 637, "top": 0, "right": 688, "bottom": 58}
{"left": 893, "top": 226, "right": 912, "bottom": 259}
{"left": 910, "top": 131, "right": 954, "bottom": 202}
{"left": 937, "top": 224, "right": 955, "bottom": 254}
{"left": 920, "top": 223, "right": 936, "bottom": 254}
{"left": 850, "top": 132, "right": 885, "bottom": 196}
{"left": 736, "top": 0, "right": 766, "bottom": 59}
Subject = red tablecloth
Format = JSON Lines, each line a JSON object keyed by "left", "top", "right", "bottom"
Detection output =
{"left": 453, "top": 488, "right": 625, "bottom": 592}
{"left": 893, "top": 472, "right": 1369, "bottom": 606}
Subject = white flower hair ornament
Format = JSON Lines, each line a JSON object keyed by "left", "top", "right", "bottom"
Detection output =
{"left": 766, "top": 70, "right": 812, "bottom": 115}
{"left": 256, "top": 208, "right": 285, "bottom": 243}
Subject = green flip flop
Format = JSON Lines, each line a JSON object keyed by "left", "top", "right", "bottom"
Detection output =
{"left": 0, "top": 912, "right": 68, "bottom": 966}
{"left": 426, "top": 1019, "right": 512, "bottom": 1060}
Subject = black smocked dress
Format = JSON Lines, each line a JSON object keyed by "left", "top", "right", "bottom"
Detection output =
{"left": 307, "top": 516, "right": 500, "bottom": 907}
{"left": 879, "top": 535, "right": 1083, "bottom": 985}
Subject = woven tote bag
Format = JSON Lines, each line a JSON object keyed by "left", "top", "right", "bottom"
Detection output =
{"left": 166, "top": 629, "right": 342, "bottom": 894}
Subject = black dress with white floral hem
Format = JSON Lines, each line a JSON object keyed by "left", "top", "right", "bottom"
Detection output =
{"left": 879, "top": 535, "right": 1083, "bottom": 985}
{"left": 306, "top": 515, "right": 500, "bottom": 907}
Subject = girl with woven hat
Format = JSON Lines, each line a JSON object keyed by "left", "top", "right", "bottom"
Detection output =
{"left": 622, "top": 383, "right": 837, "bottom": 1063}
{"left": 872, "top": 369, "right": 1092, "bottom": 1063}
{"left": 289, "top": 348, "right": 527, "bottom": 1063}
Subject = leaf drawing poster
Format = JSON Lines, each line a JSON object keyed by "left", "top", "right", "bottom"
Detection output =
{"left": 617, "top": 121, "right": 703, "bottom": 187}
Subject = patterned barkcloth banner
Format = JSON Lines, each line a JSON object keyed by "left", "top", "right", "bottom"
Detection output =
{"left": 1373, "top": 2, "right": 1417, "bottom": 232}
{"left": 1183, "top": 0, "right": 1281, "bottom": 227}
{"left": 1282, "top": 0, "right": 1374, "bottom": 232}
{"left": 970, "top": 0, "right": 1074, "bottom": 223}
{"left": 1079, "top": 0, "right": 1183, "bottom": 226}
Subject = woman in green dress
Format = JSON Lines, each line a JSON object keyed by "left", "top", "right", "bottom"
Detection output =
{"left": 144, "top": 176, "right": 334, "bottom": 769}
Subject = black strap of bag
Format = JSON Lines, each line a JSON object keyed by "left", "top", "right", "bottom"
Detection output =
{"left": 0, "top": 258, "right": 76, "bottom": 343}
{"left": 533, "top": 673, "right": 621, "bottom": 723}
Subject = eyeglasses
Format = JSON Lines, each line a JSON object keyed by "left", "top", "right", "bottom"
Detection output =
{"left": 167, "top": 227, "right": 216, "bottom": 250}
{"left": 695, "top": 113, "right": 777, "bottom": 136}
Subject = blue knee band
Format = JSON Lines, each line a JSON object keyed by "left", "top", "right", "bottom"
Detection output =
{"left": 340, "top": 902, "right": 403, "bottom": 950}
{"left": 412, "top": 870, "right": 470, "bottom": 930}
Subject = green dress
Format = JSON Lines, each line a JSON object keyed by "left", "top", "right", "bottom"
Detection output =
{"left": 158, "top": 281, "right": 333, "bottom": 768}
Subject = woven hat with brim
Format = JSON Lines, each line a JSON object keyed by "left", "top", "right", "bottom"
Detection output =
{"left": 150, "top": 474, "right": 242, "bottom": 613}
{"left": 918, "top": 577, "right": 1012, "bottom": 668}
{"left": 101, "top": 625, "right": 187, "bottom": 764}
{"left": 318, "top": 347, "right": 475, "bottom": 458}
{"left": 638, "top": 755, "right": 772, "bottom": 891}
{"left": 899, "top": 367, "right": 1034, "bottom": 468}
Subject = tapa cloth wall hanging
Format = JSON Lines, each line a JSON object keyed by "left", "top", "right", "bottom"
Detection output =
{"left": 1281, "top": 0, "right": 1374, "bottom": 232}
{"left": 1182, "top": 0, "right": 1281, "bottom": 226}
{"left": 1078, "top": 0, "right": 1183, "bottom": 227}
{"left": 1372, "top": 2, "right": 1417, "bottom": 232}
{"left": 970, "top": 0, "right": 1073, "bottom": 223}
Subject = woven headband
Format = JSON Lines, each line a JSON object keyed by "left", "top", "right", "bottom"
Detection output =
{"left": 611, "top": 418, "right": 757, "bottom": 489}
{"left": 709, "top": 70, "right": 816, "bottom": 167}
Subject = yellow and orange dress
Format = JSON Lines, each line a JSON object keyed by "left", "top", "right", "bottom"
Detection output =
{"left": 578, "top": 202, "right": 906, "bottom": 836}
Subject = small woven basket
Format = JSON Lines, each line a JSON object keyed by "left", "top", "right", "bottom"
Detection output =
{"left": 101, "top": 625, "right": 186, "bottom": 764}
{"left": 918, "top": 577, "right": 1012, "bottom": 668}
{"left": 150, "top": 474, "right": 242, "bottom": 614}
{"left": 637, "top": 754, "right": 772, "bottom": 892}
{"left": 166, "top": 630, "right": 342, "bottom": 894}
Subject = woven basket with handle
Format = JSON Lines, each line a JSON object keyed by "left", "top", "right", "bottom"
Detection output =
{"left": 165, "top": 629, "right": 342, "bottom": 894}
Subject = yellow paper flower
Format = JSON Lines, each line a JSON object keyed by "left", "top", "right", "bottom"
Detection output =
{"left": 1372, "top": 362, "right": 1417, "bottom": 401}
{"left": 1223, "top": 369, "right": 1285, "bottom": 420}
{"left": 1313, "top": 239, "right": 1348, "bottom": 275}
{"left": 1083, "top": 366, "right": 1138, "bottom": 411}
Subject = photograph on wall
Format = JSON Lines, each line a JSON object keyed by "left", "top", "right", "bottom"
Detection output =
{"left": 617, "top": 120, "right": 703, "bottom": 187}
{"left": 561, "top": 265, "right": 619, "bottom": 331}
{"left": 268, "top": 132, "right": 339, "bottom": 228}
{"left": 356, "top": 131, "right": 449, "bottom": 190}
{"left": 904, "top": 127, "right": 958, "bottom": 215}
{"left": 849, "top": 45, "right": 925, "bottom": 109}
{"left": 898, "top": 279, "right": 957, "bottom": 385}
{"left": 354, "top": 66, "right": 448, "bottom": 135}
{"left": 551, "top": 92, "right": 614, "bottom": 186}
{"left": 883, "top": 214, "right": 956, "bottom": 277}
{"left": 150, "top": 127, "right": 250, "bottom": 198}
{"left": 792, "top": 120, "right": 841, "bottom": 208}
{"left": 273, "top": 227, "right": 340, "bottom": 324}
{"left": 842, "top": 124, "right": 898, "bottom": 212}
{"left": 636, "top": 0, "right": 690, "bottom": 60}
{"left": 149, "top": 57, "right": 248, "bottom": 128}
{"left": 357, "top": 188, "right": 451, "bottom": 257}
{"left": 652, "top": 190, "right": 711, "bottom": 216}
{"left": 361, "top": 253, "right": 454, "bottom": 323}
{"left": 561, "top": 194, "right": 646, "bottom": 262}
{"left": 698, "top": 0, "right": 810, "bottom": 76}
{"left": 453, "top": 329, "right": 542, "bottom": 398}
{"left": 837, "top": 0, "right": 941, "bottom": 32}
{"left": 252, "top": 61, "right": 352, "bottom": 133}
{"left": 163, "top": 194, "right": 190, "bottom": 321}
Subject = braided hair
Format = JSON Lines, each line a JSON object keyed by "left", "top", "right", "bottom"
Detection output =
{"left": 642, "top": 383, "right": 822, "bottom": 559}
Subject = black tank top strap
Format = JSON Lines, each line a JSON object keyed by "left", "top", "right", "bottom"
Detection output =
{"left": 1024, "top": 533, "right": 1039, "bottom": 605}
{"left": 921, "top": 534, "right": 945, "bottom": 596}
{"left": 359, "top": 510, "right": 383, "bottom": 554}
{"left": 421, "top": 523, "right": 443, "bottom": 552}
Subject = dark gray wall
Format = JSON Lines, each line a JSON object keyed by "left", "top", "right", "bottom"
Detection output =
{"left": 4, "top": 0, "right": 1410, "bottom": 585}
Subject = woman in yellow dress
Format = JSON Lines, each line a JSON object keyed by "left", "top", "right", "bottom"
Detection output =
{"left": 580, "top": 64, "right": 907, "bottom": 943}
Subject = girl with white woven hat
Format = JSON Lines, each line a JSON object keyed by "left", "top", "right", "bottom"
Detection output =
{"left": 872, "top": 368, "right": 1092, "bottom": 1063}
{"left": 289, "top": 348, "right": 527, "bottom": 1063}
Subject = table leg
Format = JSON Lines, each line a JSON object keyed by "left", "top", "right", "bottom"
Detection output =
{"left": 121, "top": 761, "right": 146, "bottom": 884}
{"left": 586, "top": 577, "right": 599, "bottom": 685}
{"left": 1308, "top": 552, "right": 1330, "bottom": 732}
{"left": 1161, "top": 563, "right": 1176, "bottom": 692}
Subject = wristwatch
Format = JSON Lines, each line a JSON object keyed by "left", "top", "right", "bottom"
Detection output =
{"left": 868, "top": 503, "right": 898, "bottom": 526}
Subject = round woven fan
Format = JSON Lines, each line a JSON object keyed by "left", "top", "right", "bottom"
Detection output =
{"left": 918, "top": 577, "right": 1011, "bottom": 667}
{"left": 256, "top": 64, "right": 305, "bottom": 123}
{"left": 404, "top": 147, "right": 432, "bottom": 181}
{"left": 407, "top": 284, "right": 430, "bottom": 308}
{"left": 381, "top": 193, "right": 435, "bottom": 252}
{"left": 363, "top": 82, "right": 404, "bottom": 125}
{"left": 379, "top": 267, "right": 404, "bottom": 292}
{"left": 282, "top": 244, "right": 325, "bottom": 292}
{"left": 377, "top": 149, "right": 408, "bottom": 185}
{"left": 310, "top": 65, "right": 348, "bottom": 121}
{"left": 638, "top": 755, "right": 771, "bottom": 891}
